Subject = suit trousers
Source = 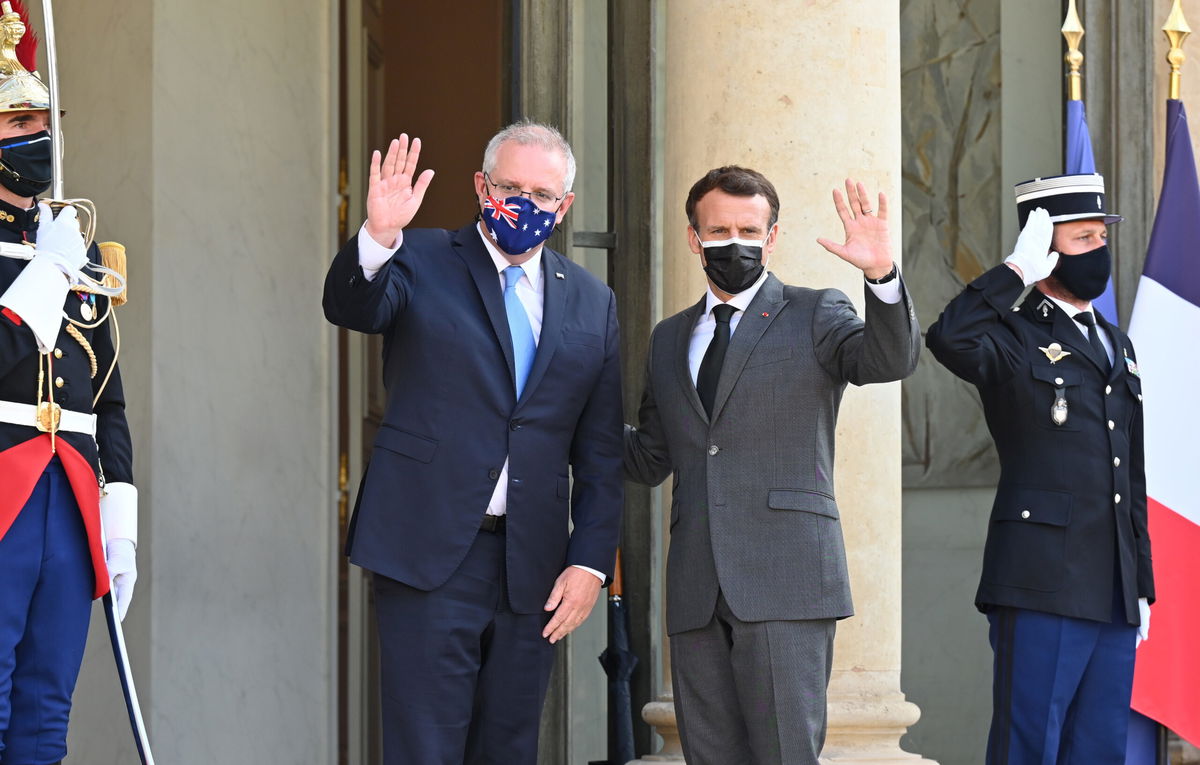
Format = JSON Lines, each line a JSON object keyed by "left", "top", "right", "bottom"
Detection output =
{"left": 0, "top": 460, "right": 93, "bottom": 765}
{"left": 671, "top": 592, "right": 835, "bottom": 765}
{"left": 372, "top": 526, "right": 556, "bottom": 765}
{"left": 986, "top": 583, "right": 1137, "bottom": 765}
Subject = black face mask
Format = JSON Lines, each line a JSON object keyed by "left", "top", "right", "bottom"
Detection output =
{"left": 1054, "top": 243, "right": 1112, "bottom": 302}
{"left": 0, "top": 130, "right": 52, "bottom": 198}
{"left": 699, "top": 237, "right": 766, "bottom": 294}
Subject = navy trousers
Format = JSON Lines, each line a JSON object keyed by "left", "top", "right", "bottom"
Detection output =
{"left": 0, "top": 461, "right": 93, "bottom": 765}
{"left": 372, "top": 526, "right": 556, "bottom": 765}
{"left": 986, "top": 587, "right": 1137, "bottom": 765}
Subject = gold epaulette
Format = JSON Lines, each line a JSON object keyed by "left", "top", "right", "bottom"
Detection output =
{"left": 97, "top": 241, "right": 128, "bottom": 306}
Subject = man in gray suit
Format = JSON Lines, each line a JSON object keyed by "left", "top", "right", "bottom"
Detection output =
{"left": 625, "top": 166, "right": 919, "bottom": 765}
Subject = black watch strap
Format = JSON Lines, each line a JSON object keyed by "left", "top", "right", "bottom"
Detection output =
{"left": 864, "top": 263, "right": 899, "bottom": 285}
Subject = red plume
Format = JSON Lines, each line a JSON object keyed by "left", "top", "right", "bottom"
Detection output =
{"left": 9, "top": 1, "right": 38, "bottom": 72}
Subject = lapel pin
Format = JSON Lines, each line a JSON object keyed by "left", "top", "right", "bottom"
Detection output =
{"left": 555, "top": 272, "right": 565, "bottom": 280}
{"left": 761, "top": 312, "right": 769, "bottom": 317}
{"left": 1039, "top": 343, "right": 1072, "bottom": 364}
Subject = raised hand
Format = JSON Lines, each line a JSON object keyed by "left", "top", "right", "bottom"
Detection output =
{"left": 365, "top": 134, "right": 435, "bottom": 248}
{"left": 816, "top": 179, "right": 893, "bottom": 280}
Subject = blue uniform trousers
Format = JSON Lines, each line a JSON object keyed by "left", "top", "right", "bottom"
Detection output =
{"left": 372, "top": 526, "right": 557, "bottom": 765}
{"left": 986, "top": 584, "right": 1137, "bottom": 765}
{"left": 0, "top": 461, "right": 93, "bottom": 765}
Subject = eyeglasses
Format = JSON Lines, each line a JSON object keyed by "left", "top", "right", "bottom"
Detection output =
{"left": 483, "top": 172, "right": 566, "bottom": 210}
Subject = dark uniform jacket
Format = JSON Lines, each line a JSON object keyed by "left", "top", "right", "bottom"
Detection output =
{"left": 926, "top": 264, "right": 1153, "bottom": 625}
{"left": 0, "top": 198, "right": 132, "bottom": 485}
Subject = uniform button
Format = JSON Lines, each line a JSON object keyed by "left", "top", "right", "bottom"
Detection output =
{"left": 488, "top": 469, "right": 500, "bottom": 480}
{"left": 1114, "top": 457, "right": 1121, "bottom": 467}
{"left": 708, "top": 445, "right": 720, "bottom": 456}
{"left": 54, "top": 376, "right": 64, "bottom": 388}
{"left": 1105, "top": 385, "right": 1112, "bottom": 395}
{"left": 53, "top": 348, "right": 62, "bottom": 359}
{"left": 1115, "top": 493, "right": 1122, "bottom": 504}
{"left": 509, "top": 420, "right": 520, "bottom": 431}
{"left": 1020, "top": 510, "right": 1031, "bottom": 519}
{"left": 1108, "top": 420, "right": 1115, "bottom": 430}
{"left": 1054, "top": 377, "right": 1064, "bottom": 385}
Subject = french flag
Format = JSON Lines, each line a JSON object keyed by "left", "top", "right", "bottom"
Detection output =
{"left": 1128, "top": 98, "right": 1200, "bottom": 747}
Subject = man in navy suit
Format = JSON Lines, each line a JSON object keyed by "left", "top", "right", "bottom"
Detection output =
{"left": 323, "top": 122, "right": 623, "bottom": 765}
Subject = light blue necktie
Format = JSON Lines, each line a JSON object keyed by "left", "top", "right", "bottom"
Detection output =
{"left": 503, "top": 265, "right": 536, "bottom": 398}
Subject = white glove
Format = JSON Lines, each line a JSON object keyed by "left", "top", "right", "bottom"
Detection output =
{"left": 1004, "top": 207, "right": 1059, "bottom": 286}
{"left": 1136, "top": 597, "right": 1151, "bottom": 647}
{"left": 105, "top": 538, "right": 137, "bottom": 621}
{"left": 34, "top": 202, "right": 88, "bottom": 278}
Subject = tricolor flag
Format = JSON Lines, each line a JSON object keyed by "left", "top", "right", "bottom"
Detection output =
{"left": 1128, "top": 97, "right": 1200, "bottom": 747}
{"left": 1065, "top": 96, "right": 1120, "bottom": 321}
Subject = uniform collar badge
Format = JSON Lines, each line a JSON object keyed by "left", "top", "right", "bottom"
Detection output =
{"left": 1040, "top": 342, "right": 1072, "bottom": 364}
{"left": 1036, "top": 298, "right": 1055, "bottom": 318}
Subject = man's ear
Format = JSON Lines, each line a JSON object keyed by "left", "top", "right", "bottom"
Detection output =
{"left": 688, "top": 225, "right": 702, "bottom": 255}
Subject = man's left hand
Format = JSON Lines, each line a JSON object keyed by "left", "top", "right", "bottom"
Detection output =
{"left": 816, "top": 178, "right": 894, "bottom": 280}
{"left": 542, "top": 567, "right": 602, "bottom": 644}
{"left": 106, "top": 539, "right": 137, "bottom": 621}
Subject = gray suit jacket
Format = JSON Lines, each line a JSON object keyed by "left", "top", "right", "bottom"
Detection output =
{"left": 625, "top": 273, "right": 919, "bottom": 635}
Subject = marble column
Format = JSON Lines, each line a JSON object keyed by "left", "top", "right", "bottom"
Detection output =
{"left": 632, "top": 2, "right": 935, "bottom": 762}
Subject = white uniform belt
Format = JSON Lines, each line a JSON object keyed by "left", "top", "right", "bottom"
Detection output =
{"left": 0, "top": 401, "right": 97, "bottom": 436}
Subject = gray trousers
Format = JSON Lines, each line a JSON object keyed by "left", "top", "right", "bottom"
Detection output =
{"left": 670, "top": 593, "right": 836, "bottom": 765}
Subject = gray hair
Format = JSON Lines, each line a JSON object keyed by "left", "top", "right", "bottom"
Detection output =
{"left": 482, "top": 120, "right": 577, "bottom": 193}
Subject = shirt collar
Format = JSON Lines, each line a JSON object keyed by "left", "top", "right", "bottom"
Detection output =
{"left": 1046, "top": 295, "right": 1094, "bottom": 324}
{"left": 704, "top": 269, "right": 769, "bottom": 318}
{"left": 477, "top": 222, "right": 543, "bottom": 291}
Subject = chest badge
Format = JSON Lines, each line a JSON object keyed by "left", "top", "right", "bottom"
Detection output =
{"left": 80, "top": 301, "right": 94, "bottom": 321}
{"left": 1039, "top": 342, "right": 1072, "bottom": 364}
{"left": 1124, "top": 354, "right": 1140, "bottom": 378}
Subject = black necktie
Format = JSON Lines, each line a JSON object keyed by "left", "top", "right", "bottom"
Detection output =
{"left": 1074, "top": 311, "right": 1109, "bottom": 370}
{"left": 697, "top": 303, "right": 737, "bottom": 417}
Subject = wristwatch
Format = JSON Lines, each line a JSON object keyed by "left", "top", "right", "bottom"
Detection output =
{"left": 864, "top": 263, "right": 898, "bottom": 285}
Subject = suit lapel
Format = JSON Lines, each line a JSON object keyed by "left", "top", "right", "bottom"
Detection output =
{"left": 710, "top": 274, "right": 788, "bottom": 423}
{"left": 675, "top": 297, "right": 709, "bottom": 422}
{"left": 518, "top": 249, "right": 567, "bottom": 406}
{"left": 453, "top": 224, "right": 516, "bottom": 389}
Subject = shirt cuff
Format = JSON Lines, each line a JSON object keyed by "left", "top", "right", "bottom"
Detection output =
{"left": 357, "top": 223, "right": 402, "bottom": 281}
{"left": 865, "top": 272, "right": 903, "bottom": 304}
{"left": 572, "top": 564, "right": 606, "bottom": 584}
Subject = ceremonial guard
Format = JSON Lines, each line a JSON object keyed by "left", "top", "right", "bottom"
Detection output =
{"left": 0, "top": 3, "right": 139, "bottom": 763}
{"left": 927, "top": 174, "right": 1153, "bottom": 764}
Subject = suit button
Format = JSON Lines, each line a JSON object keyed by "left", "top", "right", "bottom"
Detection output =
{"left": 1054, "top": 377, "right": 1064, "bottom": 385}
{"left": 708, "top": 445, "right": 720, "bottom": 456}
{"left": 1105, "top": 385, "right": 1112, "bottom": 395}
{"left": 54, "top": 376, "right": 64, "bottom": 388}
{"left": 509, "top": 420, "right": 521, "bottom": 431}
{"left": 1114, "top": 457, "right": 1121, "bottom": 467}
{"left": 53, "top": 348, "right": 62, "bottom": 359}
{"left": 1107, "top": 420, "right": 1115, "bottom": 430}
{"left": 1115, "top": 493, "right": 1121, "bottom": 504}
{"left": 1020, "top": 510, "right": 1030, "bottom": 519}
{"left": 488, "top": 469, "right": 500, "bottom": 480}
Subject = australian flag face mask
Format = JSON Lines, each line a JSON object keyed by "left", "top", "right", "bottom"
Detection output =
{"left": 481, "top": 194, "right": 559, "bottom": 255}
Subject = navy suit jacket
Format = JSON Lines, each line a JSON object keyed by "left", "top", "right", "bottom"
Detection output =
{"left": 323, "top": 223, "right": 624, "bottom": 614}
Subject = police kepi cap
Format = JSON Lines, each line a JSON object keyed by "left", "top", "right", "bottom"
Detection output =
{"left": 1014, "top": 173, "right": 1123, "bottom": 228}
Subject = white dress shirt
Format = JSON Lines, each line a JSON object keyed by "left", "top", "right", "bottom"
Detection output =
{"left": 687, "top": 268, "right": 904, "bottom": 383}
{"left": 1046, "top": 296, "right": 1115, "bottom": 365}
{"left": 358, "top": 222, "right": 604, "bottom": 582}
